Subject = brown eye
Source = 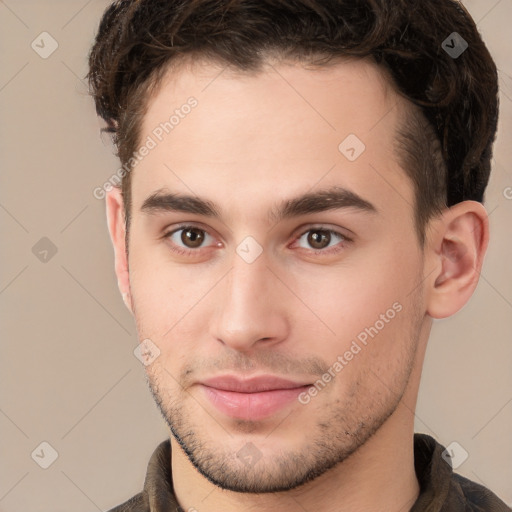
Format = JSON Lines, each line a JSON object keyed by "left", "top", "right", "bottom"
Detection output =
{"left": 180, "top": 227, "right": 205, "bottom": 248}
{"left": 164, "top": 225, "right": 215, "bottom": 256}
{"left": 307, "top": 230, "right": 332, "bottom": 249}
{"left": 294, "top": 227, "right": 350, "bottom": 255}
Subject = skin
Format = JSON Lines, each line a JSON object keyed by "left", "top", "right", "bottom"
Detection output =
{"left": 106, "top": 56, "right": 489, "bottom": 511}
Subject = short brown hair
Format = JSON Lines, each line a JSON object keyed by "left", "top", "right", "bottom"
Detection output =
{"left": 87, "top": 0, "right": 499, "bottom": 246}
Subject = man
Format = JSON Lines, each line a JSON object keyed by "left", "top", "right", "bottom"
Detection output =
{"left": 87, "top": 0, "right": 509, "bottom": 510}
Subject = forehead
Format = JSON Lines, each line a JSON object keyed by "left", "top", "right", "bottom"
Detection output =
{"left": 131, "top": 56, "right": 414, "bottom": 224}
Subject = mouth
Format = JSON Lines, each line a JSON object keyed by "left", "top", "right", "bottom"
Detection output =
{"left": 198, "top": 375, "right": 312, "bottom": 421}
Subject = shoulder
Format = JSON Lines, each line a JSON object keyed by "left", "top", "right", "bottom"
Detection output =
{"left": 413, "top": 434, "right": 510, "bottom": 511}
{"left": 106, "top": 490, "right": 149, "bottom": 512}
{"left": 446, "top": 473, "right": 511, "bottom": 511}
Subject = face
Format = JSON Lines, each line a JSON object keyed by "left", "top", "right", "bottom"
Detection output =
{"left": 125, "top": 57, "right": 428, "bottom": 492}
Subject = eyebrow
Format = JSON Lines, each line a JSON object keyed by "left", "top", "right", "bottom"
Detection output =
{"left": 140, "top": 186, "right": 378, "bottom": 223}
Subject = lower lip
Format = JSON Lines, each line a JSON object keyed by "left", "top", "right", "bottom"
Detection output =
{"left": 199, "top": 384, "right": 310, "bottom": 421}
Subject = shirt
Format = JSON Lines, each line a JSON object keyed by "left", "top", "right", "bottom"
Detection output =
{"left": 107, "top": 433, "right": 510, "bottom": 511}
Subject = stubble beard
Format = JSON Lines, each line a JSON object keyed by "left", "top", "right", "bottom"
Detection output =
{"left": 144, "top": 334, "right": 420, "bottom": 494}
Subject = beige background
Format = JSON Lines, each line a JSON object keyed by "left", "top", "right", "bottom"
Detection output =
{"left": 0, "top": 1, "right": 511, "bottom": 510}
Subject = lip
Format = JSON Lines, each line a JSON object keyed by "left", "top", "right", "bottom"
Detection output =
{"left": 201, "top": 375, "right": 311, "bottom": 393}
{"left": 198, "top": 375, "right": 312, "bottom": 421}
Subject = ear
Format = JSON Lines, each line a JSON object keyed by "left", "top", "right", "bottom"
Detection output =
{"left": 105, "top": 186, "right": 133, "bottom": 314}
{"left": 425, "top": 200, "right": 489, "bottom": 319}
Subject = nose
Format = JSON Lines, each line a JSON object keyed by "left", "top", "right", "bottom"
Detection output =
{"left": 209, "top": 250, "right": 290, "bottom": 353}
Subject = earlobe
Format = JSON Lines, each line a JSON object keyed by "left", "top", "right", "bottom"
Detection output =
{"left": 105, "top": 187, "right": 132, "bottom": 314}
{"left": 426, "top": 201, "right": 489, "bottom": 319}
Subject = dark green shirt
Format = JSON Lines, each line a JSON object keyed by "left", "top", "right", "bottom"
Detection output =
{"left": 108, "top": 434, "right": 510, "bottom": 511}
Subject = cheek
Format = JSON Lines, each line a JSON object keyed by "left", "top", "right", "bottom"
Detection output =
{"left": 128, "top": 251, "right": 223, "bottom": 363}
{"left": 287, "top": 248, "right": 418, "bottom": 361}
{"left": 129, "top": 245, "right": 202, "bottom": 314}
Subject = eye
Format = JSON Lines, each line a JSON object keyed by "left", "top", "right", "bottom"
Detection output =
{"left": 163, "top": 224, "right": 351, "bottom": 258}
{"left": 164, "top": 225, "right": 216, "bottom": 255}
{"left": 294, "top": 227, "right": 351, "bottom": 254}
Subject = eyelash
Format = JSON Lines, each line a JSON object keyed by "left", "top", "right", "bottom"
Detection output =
{"left": 163, "top": 224, "right": 352, "bottom": 257}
